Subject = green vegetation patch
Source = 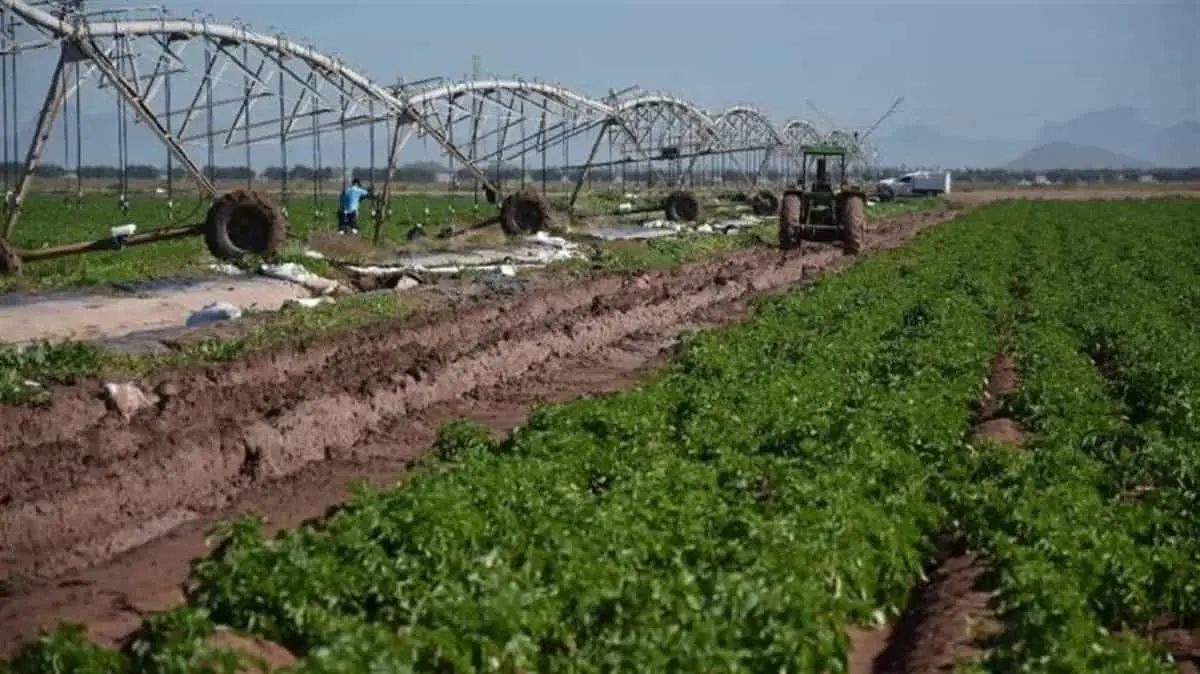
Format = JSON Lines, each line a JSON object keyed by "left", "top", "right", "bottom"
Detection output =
{"left": 9, "top": 198, "right": 1198, "bottom": 672}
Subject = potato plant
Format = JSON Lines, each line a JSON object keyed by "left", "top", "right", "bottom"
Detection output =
{"left": 6, "top": 198, "right": 1199, "bottom": 673}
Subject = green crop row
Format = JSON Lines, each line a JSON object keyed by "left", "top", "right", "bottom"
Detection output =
{"left": 6, "top": 198, "right": 1197, "bottom": 673}
{"left": 946, "top": 199, "right": 1198, "bottom": 672}
{"left": 5, "top": 203, "right": 1011, "bottom": 673}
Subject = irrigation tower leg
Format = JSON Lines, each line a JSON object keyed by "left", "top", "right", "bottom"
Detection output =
{"left": 755, "top": 149, "right": 774, "bottom": 188}
{"left": 372, "top": 120, "right": 415, "bottom": 245}
{"left": 567, "top": 121, "right": 612, "bottom": 216}
{"left": 5, "top": 44, "right": 69, "bottom": 239}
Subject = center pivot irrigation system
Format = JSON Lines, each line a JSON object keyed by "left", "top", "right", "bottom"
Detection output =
{"left": 0, "top": 0, "right": 881, "bottom": 276}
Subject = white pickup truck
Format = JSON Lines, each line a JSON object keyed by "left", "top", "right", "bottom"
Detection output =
{"left": 876, "top": 171, "right": 952, "bottom": 200}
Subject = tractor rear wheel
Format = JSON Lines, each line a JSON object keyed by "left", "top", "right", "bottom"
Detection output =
{"left": 840, "top": 194, "right": 866, "bottom": 255}
{"left": 779, "top": 192, "right": 802, "bottom": 250}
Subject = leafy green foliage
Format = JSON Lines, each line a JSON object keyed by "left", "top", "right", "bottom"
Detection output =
{"left": 946, "top": 199, "right": 1198, "bottom": 672}
{"left": 432, "top": 420, "right": 498, "bottom": 462}
{"left": 7, "top": 197, "right": 1197, "bottom": 672}
{"left": 0, "top": 341, "right": 104, "bottom": 404}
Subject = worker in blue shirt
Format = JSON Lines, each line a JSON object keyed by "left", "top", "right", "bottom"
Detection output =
{"left": 338, "top": 178, "right": 376, "bottom": 235}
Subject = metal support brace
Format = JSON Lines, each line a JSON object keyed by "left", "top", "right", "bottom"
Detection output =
{"left": 4, "top": 43, "right": 67, "bottom": 238}
{"left": 568, "top": 121, "right": 612, "bottom": 215}
{"left": 372, "top": 118, "right": 413, "bottom": 245}
{"left": 74, "top": 35, "right": 218, "bottom": 198}
{"left": 400, "top": 104, "right": 502, "bottom": 201}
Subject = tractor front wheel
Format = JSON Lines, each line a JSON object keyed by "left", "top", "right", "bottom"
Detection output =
{"left": 840, "top": 193, "right": 866, "bottom": 255}
{"left": 751, "top": 190, "right": 780, "bottom": 216}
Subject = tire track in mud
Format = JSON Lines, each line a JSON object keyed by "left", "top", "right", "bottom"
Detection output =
{"left": 0, "top": 209, "right": 957, "bottom": 657}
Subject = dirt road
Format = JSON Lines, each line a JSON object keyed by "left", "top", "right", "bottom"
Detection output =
{"left": 0, "top": 276, "right": 314, "bottom": 345}
{"left": 0, "top": 209, "right": 957, "bottom": 657}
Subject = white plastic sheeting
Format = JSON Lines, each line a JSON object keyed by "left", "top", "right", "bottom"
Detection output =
{"left": 373, "top": 232, "right": 585, "bottom": 275}
{"left": 588, "top": 214, "right": 765, "bottom": 241}
{"left": 259, "top": 262, "right": 345, "bottom": 295}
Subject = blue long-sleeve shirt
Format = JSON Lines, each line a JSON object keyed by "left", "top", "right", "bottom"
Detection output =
{"left": 340, "top": 185, "right": 369, "bottom": 213}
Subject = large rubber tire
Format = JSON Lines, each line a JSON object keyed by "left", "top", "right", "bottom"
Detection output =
{"left": 840, "top": 193, "right": 866, "bottom": 255}
{"left": 664, "top": 191, "right": 701, "bottom": 223}
{"left": 500, "top": 190, "right": 550, "bottom": 235}
{"left": 751, "top": 190, "right": 780, "bottom": 216}
{"left": 0, "top": 236, "right": 22, "bottom": 276}
{"left": 778, "top": 192, "right": 802, "bottom": 250}
{"left": 203, "top": 189, "right": 287, "bottom": 261}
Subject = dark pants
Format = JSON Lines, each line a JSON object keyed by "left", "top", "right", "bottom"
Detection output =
{"left": 338, "top": 210, "right": 359, "bottom": 233}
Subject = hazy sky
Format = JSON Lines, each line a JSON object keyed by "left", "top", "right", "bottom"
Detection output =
{"left": 192, "top": 0, "right": 1197, "bottom": 139}
{"left": 3, "top": 0, "right": 1197, "bottom": 166}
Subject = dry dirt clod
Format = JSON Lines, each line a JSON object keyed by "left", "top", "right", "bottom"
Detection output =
{"left": 102, "top": 382, "right": 157, "bottom": 420}
{"left": 203, "top": 627, "right": 297, "bottom": 672}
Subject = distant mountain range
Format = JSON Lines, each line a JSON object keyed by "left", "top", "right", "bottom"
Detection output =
{"left": 5, "top": 105, "right": 1196, "bottom": 173}
{"left": 1003, "top": 142, "right": 1152, "bottom": 172}
{"left": 874, "top": 106, "right": 1200, "bottom": 170}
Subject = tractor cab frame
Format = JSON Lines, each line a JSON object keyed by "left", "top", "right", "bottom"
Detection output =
{"left": 778, "top": 143, "right": 867, "bottom": 255}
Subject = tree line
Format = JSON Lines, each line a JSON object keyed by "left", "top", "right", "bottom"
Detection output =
{"left": 3, "top": 162, "right": 1199, "bottom": 186}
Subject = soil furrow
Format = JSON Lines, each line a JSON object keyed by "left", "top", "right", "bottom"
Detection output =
{"left": 0, "top": 247, "right": 839, "bottom": 583}
{"left": 852, "top": 348, "right": 1019, "bottom": 673}
{"left": 0, "top": 208, "right": 957, "bottom": 657}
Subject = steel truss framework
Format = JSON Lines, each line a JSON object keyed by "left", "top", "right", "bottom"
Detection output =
{"left": 0, "top": 0, "right": 869, "bottom": 239}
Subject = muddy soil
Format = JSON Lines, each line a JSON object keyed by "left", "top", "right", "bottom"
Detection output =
{"left": 1154, "top": 626, "right": 1200, "bottom": 674}
{"left": 0, "top": 209, "right": 957, "bottom": 656}
{"left": 849, "top": 350, "right": 1019, "bottom": 673}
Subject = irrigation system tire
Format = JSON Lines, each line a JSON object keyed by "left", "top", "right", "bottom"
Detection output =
{"left": 664, "top": 191, "right": 701, "bottom": 223}
{"left": 840, "top": 193, "right": 866, "bottom": 255}
{"left": 751, "top": 190, "right": 780, "bottom": 216}
{"left": 203, "top": 190, "right": 287, "bottom": 261}
{"left": 500, "top": 190, "right": 551, "bottom": 235}
{"left": 0, "top": 237, "right": 22, "bottom": 275}
{"left": 779, "top": 191, "right": 803, "bottom": 250}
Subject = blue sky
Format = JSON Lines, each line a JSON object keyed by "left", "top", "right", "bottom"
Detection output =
{"left": 194, "top": 0, "right": 1196, "bottom": 139}
{"left": 4, "top": 1, "right": 1197, "bottom": 166}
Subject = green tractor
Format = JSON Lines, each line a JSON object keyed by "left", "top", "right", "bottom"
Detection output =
{"left": 778, "top": 144, "right": 867, "bottom": 255}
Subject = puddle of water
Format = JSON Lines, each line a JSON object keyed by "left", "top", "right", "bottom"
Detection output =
{"left": 384, "top": 242, "right": 579, "bottom": 270}
{"left": 0, "top": 274, "right": 269, "bottom": 310}
{"left": 0, "top": 289, "right": 94, "bottom": 309}
{"left": 587, "top": 227, "right": 680, "bottom": 241}
{"left": 109, "top": 276, "right": 240, "bottom": 296}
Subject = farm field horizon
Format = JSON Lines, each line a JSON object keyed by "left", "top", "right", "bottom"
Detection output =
{"left": 1, "top": 196, "right": 1198, "bottom": 672}
{"left": 1, "top": 0, "right": 1196, "bottom": 670}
